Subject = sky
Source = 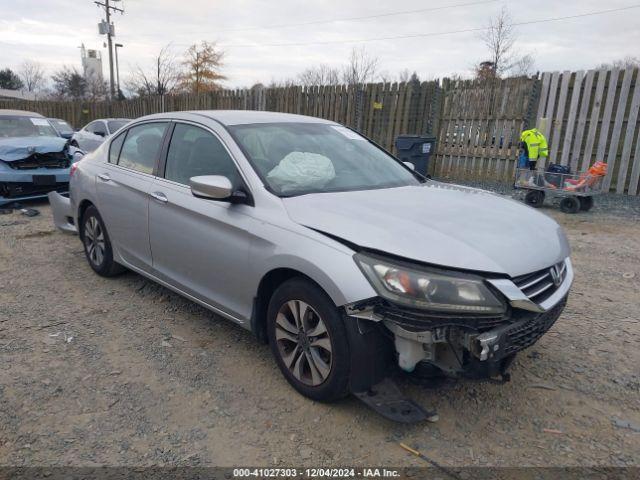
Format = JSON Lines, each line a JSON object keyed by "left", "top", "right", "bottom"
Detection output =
{"left": 0, "top": 0, "right": 639, "bottom": 90}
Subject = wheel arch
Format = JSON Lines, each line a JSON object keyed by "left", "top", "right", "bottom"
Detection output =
{"left": 77, "top": 199, "right": 95, "bottom": 238}
{"left": 251, "top": 268, "right": 326, "bottom": 343}
{"left": 249, "top": 249, "right": 377, "bottom": 343}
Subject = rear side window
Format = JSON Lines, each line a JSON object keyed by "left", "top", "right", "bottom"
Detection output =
{"left": 109, "top": 132, "right": 126, "bottom": 164}
{"left": 118, "top": 123, "right": 168, "bottom": 174}
{"left": 164, "top": 123, "right": 239, "bottom": 186}
{"left": 86, "top": 121, "right": 105, "bottom": 134}
{"left": 108, "top": 120, "right": 129, "bottom": 134}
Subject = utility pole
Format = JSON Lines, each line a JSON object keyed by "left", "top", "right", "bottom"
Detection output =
{"left": 94, "top": 0, "right": 124, "bottom": 99}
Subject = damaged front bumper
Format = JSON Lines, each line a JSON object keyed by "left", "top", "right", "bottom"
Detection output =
{"left": 383, "top": 297, "right": 567, "bottom": 380}
{"left": 346, "top": 261, "right": 572, "bottom": 381}
{"left": 0, "top": 168, "right": 70, "bottom": 205}
{"left": 48, "top": 191, "right": 77, "bottom": 234}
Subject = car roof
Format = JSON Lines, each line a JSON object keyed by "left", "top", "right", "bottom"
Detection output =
{"left": 91, "top": 118, "right": 130, "bottom": 122}
{"left": 140, "top": 110, "right": 337, "bottom": 126}
{"left": 0, "top": 109, "right": 45, "bottom": 118}
{"left": 48, "top": 118, "right": 70, "bottom": 122}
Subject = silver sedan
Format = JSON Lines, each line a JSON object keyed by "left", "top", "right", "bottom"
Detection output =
{"left": 49, "top": 111, "right": 572, "bottom": 417}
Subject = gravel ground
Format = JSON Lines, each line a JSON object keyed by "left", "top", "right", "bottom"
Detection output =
{"left": 0, "top": 196, "right": 639, "bottom": 468}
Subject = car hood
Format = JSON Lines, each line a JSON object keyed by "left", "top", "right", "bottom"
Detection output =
{"left": 283, "top": 182, "right": 570, "bottom": 277}
{"left": 0, "top": 136, "right": 67, "bottom": 162}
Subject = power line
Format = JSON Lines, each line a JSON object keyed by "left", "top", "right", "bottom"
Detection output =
{"left": 130, "top": 0, "right": 500, "bottom": 39}
{"left": 220, "top": 0, "right": 500, "bottom": 32}
{"left": 216, "top": 4, "right": 640, "bottom": 49}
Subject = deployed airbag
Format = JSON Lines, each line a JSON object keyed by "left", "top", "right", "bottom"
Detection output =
{"left": 267, "top": 152, "right": 335, "bottom": 193}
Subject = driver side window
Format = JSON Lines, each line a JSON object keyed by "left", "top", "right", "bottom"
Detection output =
{"left": 164, "top": 124, "right": 240, "bottom": 187}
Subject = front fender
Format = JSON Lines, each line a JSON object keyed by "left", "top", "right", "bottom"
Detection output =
{"left": 248, "top": 222, "right": 377, "bottom": 308}
{"left": 259, "top": 252, "right": 376, "bottom": 307}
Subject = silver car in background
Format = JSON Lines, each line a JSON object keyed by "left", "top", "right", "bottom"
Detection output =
{"left": 70, "top": 118, "right": 129, "bottom": 152}
{"left": 49, "top": 110, "right": 572, "bottom": 419}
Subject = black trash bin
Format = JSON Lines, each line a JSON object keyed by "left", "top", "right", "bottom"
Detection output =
{"left": 395, "top": 134, "right": 437, "bottom": 177}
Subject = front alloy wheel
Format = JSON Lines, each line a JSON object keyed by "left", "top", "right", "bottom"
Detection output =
{"left": 267, "top": 278, "right": 351, "bottom": 402}
{"left": 274, "top": 300, "right": 332, "bottom": 386}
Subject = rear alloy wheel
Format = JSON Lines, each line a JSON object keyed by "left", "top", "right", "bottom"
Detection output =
{"left": 524, "top": 190, "right": 545, "bottom": 208}
{"left": 81, "top": 205, "right": 125, "bottom": 277}
{"left": 267, "top": 278, "right": 350, "bottom": 402}
{"left": 559, "top": 196, "right": 581, "bottom": 214}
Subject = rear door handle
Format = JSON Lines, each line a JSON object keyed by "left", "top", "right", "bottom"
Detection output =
{"left": 150, "top": 191, "right": 168, "bottom": 204}
{"left": 97, "top": 173, "right": 111, "bottom": 182}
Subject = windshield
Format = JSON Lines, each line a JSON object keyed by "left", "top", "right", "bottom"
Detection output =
{"left": 50, "top": 119, "right": 74, "bottom": 134}
{"left": 0, "top": 116, "right": 59, "bottom": 138}
{"left": 108, "top": 120, "right": 129, "bottom": 134}
{"left": 228, "top": 123, "right": 421, "bottom": 196}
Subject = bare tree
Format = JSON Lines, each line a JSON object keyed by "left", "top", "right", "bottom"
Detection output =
{"left": 298, "top": 64, "right": 340, "bottom": 86}
{"left": 477, "top": 7, "right": 536, "bottom": 79}
{"left": 342, "top": 47, "right": 379, "bottom": 85}
{"left": 596, "top": 56, "right": 640, "bottom": 70}
{"left": 478, "top": 6, "right": 516, "bottom": 77}
{"left": 267, "top": 78, "right": 297, "bottom": 88}
{"left": 18, "top": 61, "right": 45, "bottom": 92}
{"left": 85, "top": 73, "right": 108, "bottom": 101}
{"left": 510, "top": 53, "right": 536, "bottom": 77}
{"left": 126, "top": 44, "right": 181, "bottom": 97}
{"left": 379, "top": 69, "right": 420, "bottom": 84}
{"left": 397, "top": 69, "right": 412, "bottom": 83}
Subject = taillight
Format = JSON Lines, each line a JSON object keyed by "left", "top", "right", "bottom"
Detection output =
{"left": 70, "top": 162, "right": 79, "bottom": 177}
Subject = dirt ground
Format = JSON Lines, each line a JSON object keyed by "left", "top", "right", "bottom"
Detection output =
{"left": 1, "top": 198, "right": 639, "bottom": 468}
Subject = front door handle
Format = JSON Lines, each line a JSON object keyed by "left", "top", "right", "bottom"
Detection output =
{"left": 150, "top": 191, "right": 168, "bottom": 204}
{"left": 97, "top": 173, "right": 111, "bottom": 182}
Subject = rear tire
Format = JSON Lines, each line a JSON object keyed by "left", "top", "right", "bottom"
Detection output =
{"left": 80, "top": 205, "right": 125, "bottom": 277}
{"left": 267, "top": 278, "right": 351, "bottom": 402}
{"left": 578, "top": 196, "right": 594, "bottom": 211}
{"left": 524, "top": 190, "right": 545, "bottom": 208}
{"left": 559, "top": 196, "right": 580, "bottom": 214}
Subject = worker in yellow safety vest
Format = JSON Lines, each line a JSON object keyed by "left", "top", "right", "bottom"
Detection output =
{"left": 520, "top": 128, "right": 549, "bottom": 170}
{"left": 518, "top": 128, "right": 549, "bottom": 186}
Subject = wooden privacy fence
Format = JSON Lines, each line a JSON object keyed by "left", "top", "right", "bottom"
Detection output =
{"left": 0, "top": 82, "right": 441, "bottom": 155}
{"left": 536, "top": 68, "right": 640, "bottom": 195}
{"left": 2, "top": 68, "right": 640, "bottom": 194}
{"left": 432, "top": 76, "right": 537, "bottom": 183}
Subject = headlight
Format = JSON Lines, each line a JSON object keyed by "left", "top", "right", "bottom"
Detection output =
{"left": 354, "top": 253, "right": 506, "bottom": 314}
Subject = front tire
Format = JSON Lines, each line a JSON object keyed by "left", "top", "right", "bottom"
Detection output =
{"left": 267, "top": 278, "right": 351, "bottom": 402}
{"left": 80, "top": 205, "right": 125, "bottom": 277}
{"left": 524, "top": 190, "right": 544, "bottom": 208}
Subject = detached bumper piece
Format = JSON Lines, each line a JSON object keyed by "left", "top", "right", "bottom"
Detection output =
{"left": 354, "top": 378, "right": 438, "bottom": 423}
{"left": 48, "top": 191, "right": 77, "bottom": 234}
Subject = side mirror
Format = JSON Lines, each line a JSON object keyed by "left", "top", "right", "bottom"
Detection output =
{"left": 94, "top": 130, "right": 107, "bottom": 137}
{"left": 403, "top": 161, "right": 416, "bottom": 171}
{"left": 190, "top": 175, "right": 233, "bottom": 200}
